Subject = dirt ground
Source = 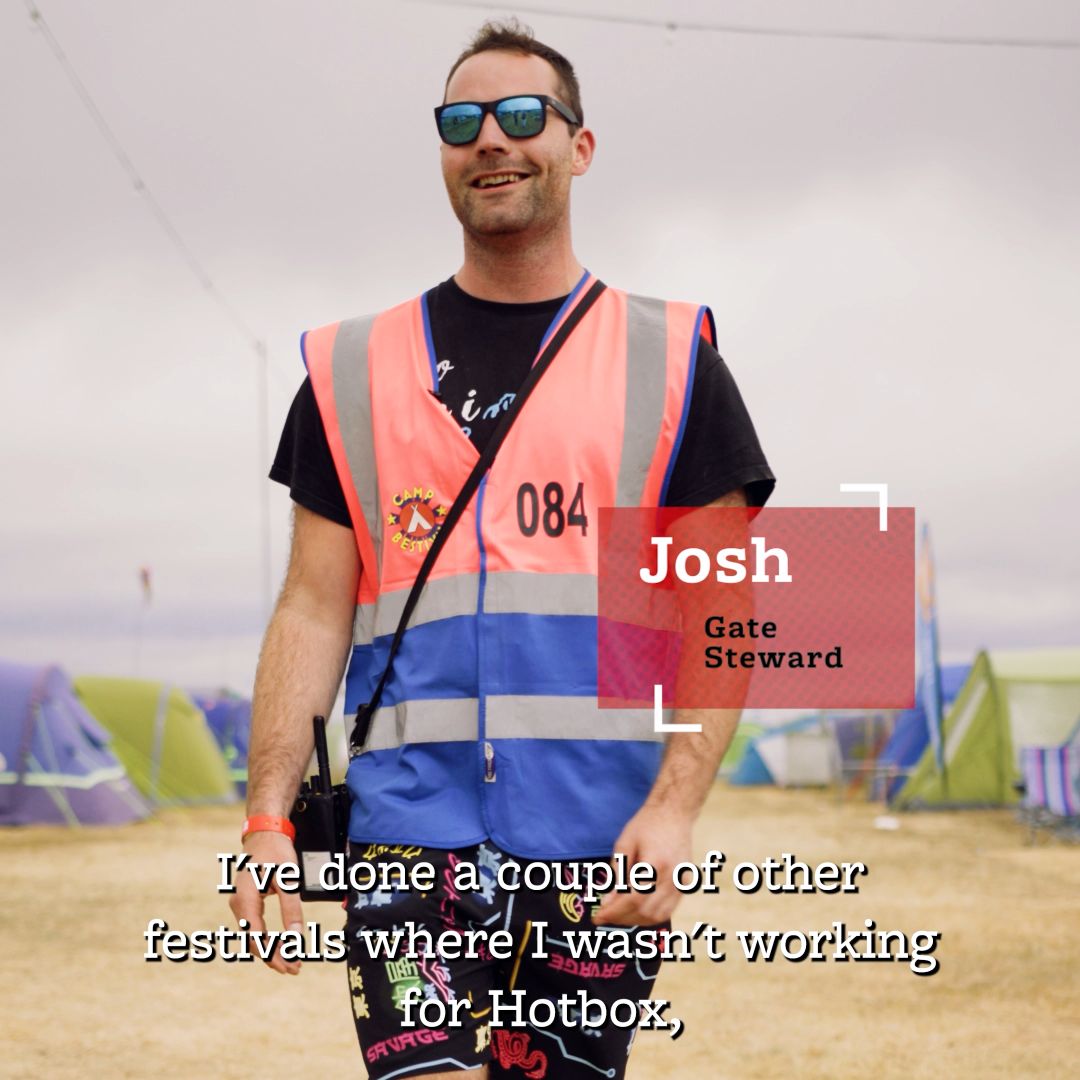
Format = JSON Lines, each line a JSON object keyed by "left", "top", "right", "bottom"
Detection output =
{"left": 5, "top": 784, "right": 1079, "bottom": 1079}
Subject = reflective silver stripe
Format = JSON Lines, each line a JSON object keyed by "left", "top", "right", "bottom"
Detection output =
{"left": 353, "top": 571, "right": 598, "bottom": 644}
{"left": 357, "top": 697, "right": 479, "bottom": 752}
{"left": 332, "top": 315, "right": 382, "bottom": 573}
{"left": 355, "top": 696, "right": 663, "bottom": 752}
{"left": 617, "top": 295, "right": 670, "bottom": 507}
{"left": 354, "top": 574, "right": 482, "bottom": 644}
{"left": 485, "top": 695, "right": 665, "bottom": 742}
{"left": 483, "top": 572, "right": 597, "bottom": 617}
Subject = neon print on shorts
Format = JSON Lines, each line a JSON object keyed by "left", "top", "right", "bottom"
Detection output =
{"left": 385, "top": 957, "right": 424, "bottom": 1012}
{"left": 559, "top": 892, "right": 585, "bottom": 923}
{"left": 492, "top": 1030, "right": 548, "bottom": 1078}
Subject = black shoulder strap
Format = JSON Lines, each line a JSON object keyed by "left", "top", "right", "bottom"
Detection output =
{"left": 350, "top": 278, "right": 608, "bottom": 752}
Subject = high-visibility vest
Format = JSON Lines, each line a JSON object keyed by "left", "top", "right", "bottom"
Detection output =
{"left": 303, "top": 272, "right": 713, "bottom": 859}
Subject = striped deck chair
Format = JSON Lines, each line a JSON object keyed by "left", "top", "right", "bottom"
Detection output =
{"left": 1021, "top": 718, "right": 1080, "bottom": 818}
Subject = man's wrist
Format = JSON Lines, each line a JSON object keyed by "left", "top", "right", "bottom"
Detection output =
{"left": 241, "top": 814, "right": 296, "bottom": 842}
{"left": 640, "top": 790, "right": 700, "bottom": 822}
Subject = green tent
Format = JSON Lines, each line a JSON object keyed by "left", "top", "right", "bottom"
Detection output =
{"left": 719, "top": 718, "right": 764, "bottom": 775}
{"left": 74, "top": 676, "right": 237, "bottom": 807}
{"left": 895, "top": 648, "right": 1080, "bottom": 808}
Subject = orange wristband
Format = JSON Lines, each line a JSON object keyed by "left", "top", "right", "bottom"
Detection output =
{"left": 241, "top": 814, "right": 296, "bottom": 842}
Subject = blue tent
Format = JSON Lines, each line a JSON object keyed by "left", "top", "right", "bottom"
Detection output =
{"left": 0, "top": 659, "right": 150, "bottom": 826}
{"left": 878, "top": 663, "right": 969, "bottom": 801}
{"left": 192, "top": 691, "right": 251, "bottom": 794}
{"left": 729, "top": 714, "right": 830, "bottom": 786}
{"left": 729, "top": 740, "right": 773, "bottom": 785}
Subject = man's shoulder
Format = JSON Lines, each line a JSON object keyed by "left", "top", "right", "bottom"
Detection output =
{"left": 607, "top": 282, "right": 712, "bottom": 313}
{"left": 606, "top": 285, "right": 714, "bottom": 342}
{"left": 304, "top": 284, "right": 446, "bottom": 336}
{"left": 300, "top": 290, "right": 435, "bottom": 378}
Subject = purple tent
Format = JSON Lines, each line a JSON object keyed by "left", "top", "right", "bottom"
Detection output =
{"left": 192, "top": 691, "right": 251, "bottom": 795}
{"left": 0, "top": 659, "right": 150, "bottom": 826}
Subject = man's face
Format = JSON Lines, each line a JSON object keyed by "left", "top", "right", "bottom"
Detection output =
{"left": 440, "top": 50, "right": 592, "bottom": 241}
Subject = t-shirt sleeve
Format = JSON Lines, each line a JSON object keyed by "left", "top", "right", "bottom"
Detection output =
{"left": 269, "top": 376, "right": 353, "bottom": 528}
{"left": 662, "top": 337, "right": 776, "bottom": 508}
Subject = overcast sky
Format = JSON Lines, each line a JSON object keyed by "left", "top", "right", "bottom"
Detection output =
{"left": 1, "top": 0, "right": 1077, "bottom": 696}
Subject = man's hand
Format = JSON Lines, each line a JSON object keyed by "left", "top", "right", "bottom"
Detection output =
{"left": 232, "top": 505, "right": 358, "bottom": 975}
{"left": 594, "top": 489, "right": 750, "bottom": 929}
{"left": 228, "top": 831, "right": 306, "bottom": 975}
{"left": 594, "top": 802, "right": 693, "bottom": 927}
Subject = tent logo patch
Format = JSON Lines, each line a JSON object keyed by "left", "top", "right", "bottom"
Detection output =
{"left": 387, "top": 484, "right": 448, "bottom": 554}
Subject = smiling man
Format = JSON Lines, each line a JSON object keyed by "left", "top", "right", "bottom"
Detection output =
{"left": 233, "top": 19, "right": 774, "bottom": 1079}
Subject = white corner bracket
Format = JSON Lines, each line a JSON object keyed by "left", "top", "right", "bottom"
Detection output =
{"left": 653, "top": 683, "right": 702, "bottom": 733}
{"left": 839, "top": 482, "right": 889, "bottom": 531}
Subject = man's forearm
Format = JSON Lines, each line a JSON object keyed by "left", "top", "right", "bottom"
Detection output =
{"left": 645, "top": 487, "right": 748, "bottom": 820}
{"left": 246, "top": 599, "right": 354, "bottom": 817}
{"left": 597, "top": 705, "right": 741, "bottom": 925}
{"left": 645, "top": 708, "right": 741, "bottom": 819}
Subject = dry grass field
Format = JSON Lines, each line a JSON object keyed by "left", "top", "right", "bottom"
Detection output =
{"left": 5, "top": 784, "right": 1079, "bottom": 1079}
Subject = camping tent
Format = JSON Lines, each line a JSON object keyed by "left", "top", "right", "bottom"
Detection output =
{"left": 729, "top": 714, "right": 838, "bottom": 787}
{"left": 0, "top": 660, "right": 149, "bottom": 826}
{"left": 192, "top": 691, "right": 251, "bottom": 794}
{"left": 894, "top": 649, "right": 1080, "bottom": 808}
{"left": 718, "top": 718, "right": 763, "bottom": 776}
{"left": 728, "top": 737, "right": 774, "bottom": 785}
{"left": 829, "top": 710, "right": 894, "bottom": 779}
{"left": 875, "top": 663, "right": 970, "bottom": 801}
{"left": 74, "top": 676, "right": 237, "bottom": 806}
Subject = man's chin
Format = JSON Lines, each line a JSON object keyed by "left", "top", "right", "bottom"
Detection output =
{"left": 460, "top": 211, "right": 534, "bottom": 239}
{"left": 448, "top": 193, "right": 530, "bottom": 234}
{"left": 469, "top": 221, "right": 530, "bottom": 238}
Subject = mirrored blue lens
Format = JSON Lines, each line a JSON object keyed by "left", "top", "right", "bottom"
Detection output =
{"left": 439, "top": 103, "right": 483, "bottom": 144}
{"left": 495, "top": 96, "right": 545, "bottom": 137}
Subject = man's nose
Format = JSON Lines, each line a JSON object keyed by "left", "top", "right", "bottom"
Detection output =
{"left": 474, "top": 110, "right": 510, "bottom": 153}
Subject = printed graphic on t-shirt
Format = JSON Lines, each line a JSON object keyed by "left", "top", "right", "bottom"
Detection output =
{"left": 437, "top": 358, "right": 517, "bottom": 440}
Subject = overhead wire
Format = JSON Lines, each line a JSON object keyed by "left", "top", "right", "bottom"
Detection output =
{"left": 405, "top": 0, "right": 1080, "bottom": 51}
{"left": 25, "top": 0, "right": 1078, "bottom": 624}
{"left": 24, "top": 1, "right": 291, "bottom": 618}
{"left": 22, "top": 0, "right": 295, "bottom": 395}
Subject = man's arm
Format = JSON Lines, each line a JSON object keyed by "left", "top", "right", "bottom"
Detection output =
{"left": 596, "top": 487, "right": 747, "bottom": 927}
{"left": 228, "top": 503, "right": 360, "bottom": 973}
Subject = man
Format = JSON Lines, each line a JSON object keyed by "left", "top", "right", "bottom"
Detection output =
{"left": 232, "top": 19, "right": 774, "bottom": 1079}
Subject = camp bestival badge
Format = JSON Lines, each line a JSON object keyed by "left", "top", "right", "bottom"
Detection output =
{"left": 597, "top": 506, "right": 915, "bottom": 710}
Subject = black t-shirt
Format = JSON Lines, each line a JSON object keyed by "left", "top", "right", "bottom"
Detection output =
{"left": 271, "top": 277, "right": 775, "bottom": 524}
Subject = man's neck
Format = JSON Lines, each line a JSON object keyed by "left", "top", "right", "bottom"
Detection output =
{"left": 454, "top": 228, "right": 584, "bottom": 303}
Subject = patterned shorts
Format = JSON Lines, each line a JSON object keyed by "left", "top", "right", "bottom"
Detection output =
{"left": 345, "top": 840, "right": 668, "bottom": 1079}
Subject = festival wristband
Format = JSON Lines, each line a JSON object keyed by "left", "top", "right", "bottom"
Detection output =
{"left": 241, "top": 815, "right": 296, "bottom": 842}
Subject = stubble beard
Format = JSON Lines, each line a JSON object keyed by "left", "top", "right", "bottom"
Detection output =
{"left": 450, "top": 171, "right": 569, "bottom": 244}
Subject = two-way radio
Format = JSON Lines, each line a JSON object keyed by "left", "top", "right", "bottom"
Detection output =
{"left": 290, "top": 715, "right": 350, "bottom": 902}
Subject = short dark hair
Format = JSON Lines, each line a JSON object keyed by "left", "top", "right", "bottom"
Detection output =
{"left": 444, "top": 18, "right": 583, "bottom": 128}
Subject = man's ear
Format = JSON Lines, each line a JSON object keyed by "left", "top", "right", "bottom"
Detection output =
{"left": 571, "top": 127, "right": 596, "bottom": 177}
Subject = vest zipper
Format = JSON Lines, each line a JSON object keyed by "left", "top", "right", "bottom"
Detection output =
{"left": 484, "top": 740, "right": 496, "bottom": 783}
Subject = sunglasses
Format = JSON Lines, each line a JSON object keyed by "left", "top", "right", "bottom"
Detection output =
{"left": 434, "top": 95, "right": 580, "bottom": 146}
